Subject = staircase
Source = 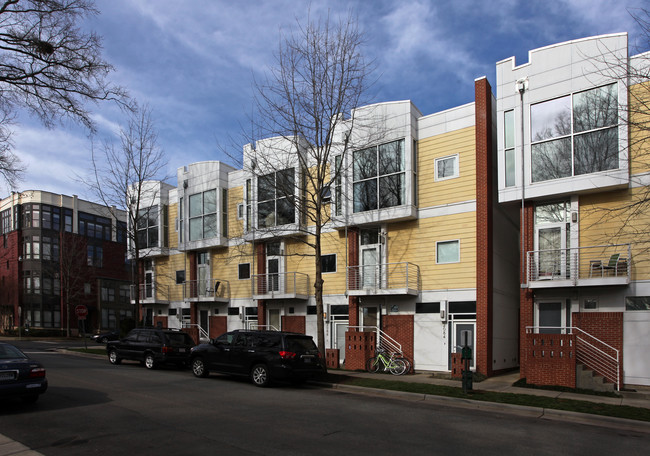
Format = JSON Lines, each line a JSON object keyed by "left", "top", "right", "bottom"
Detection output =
{"left": 576, "top": 364, "right": 616, "bottom": 393}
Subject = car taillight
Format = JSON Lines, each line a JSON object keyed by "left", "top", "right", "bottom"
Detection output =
{"left": 279, "top": 351, "right": 296, "bottom": 359}
{"left": 29, "top": 367, "right": 46, "bottom": 378}
{"left": 162, "top": 346, "right": 172, "bottom": 354}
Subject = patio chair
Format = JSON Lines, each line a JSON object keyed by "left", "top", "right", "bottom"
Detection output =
{"left": 590, "top": 253, "right": 621, "bottom": 277}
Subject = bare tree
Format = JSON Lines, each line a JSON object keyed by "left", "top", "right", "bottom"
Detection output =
{"left": 245, "top": 12, "right": 376, "bottom": 360}
{"left": 0, "top": 0, "right": 129, "bottom": 189}
{"left": 56, "top": 231, "right": 89, "bottom": 337}
{"left": 87, "top": 104, "right": 167, "bottom": 326}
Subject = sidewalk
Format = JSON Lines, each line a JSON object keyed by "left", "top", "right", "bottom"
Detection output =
{"left": 332, "top": 369, "right": 650, "bottom": 410}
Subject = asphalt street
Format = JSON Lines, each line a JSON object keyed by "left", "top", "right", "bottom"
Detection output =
{"left": 1, "top": 342, "right": 649, "bottom": 455}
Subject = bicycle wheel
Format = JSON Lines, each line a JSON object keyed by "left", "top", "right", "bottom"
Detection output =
{"left": 396, "top": 357, "right": 411, "bottom": 374}
{"left": 366, "top": 356, "right": 381, "bottom": 373}
{"left": 389, "top": 358, "right": 407, "bottom": 375}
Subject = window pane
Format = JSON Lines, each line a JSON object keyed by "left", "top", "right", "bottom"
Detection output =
{"left": 505, "top": 148, "right": 515, "bottom": 187}
{"left": 148, "top": 208, "right": 158, "bottom": 226}
{"left": 276, "top": 197, "right": 295, "bottom": 225}
{"left": 626, "top": 296, "right": 650, "bottom": 311}
{"left": 203, "top": 214, "right": 217, "bottom": 238}
{"left": 535, "top": 202, "right": 567, "bottom": 224}
{"left": 189, "top": 218, "right": 202, "bottom": 241}
{"left": 137, "top": 209, "right": 148, "bottom": 229}
{"left": 531, "top": 96, "right": 571, "bottom": 141}
{"left": 574, "top": 128, "right": 618, "bottom": 175}
{"left": 436, "top": 156, "right": 458, "bottom": 179}
{"left": 353, "top": 147, "right": 377, "bottom": 181}
{"left": 353, "top": 180, "right": 377, "bottom": 213}
{"left": 203, "top": 190, "right": 217, "bottom": 214}
{"left": 321, "top": 254, "right": 336, "bottom": 273}
{"left": 504, "top": 110, "right": 515, "bottom": 149}
{"left": 378, "top": 173, "right": 404, "bottom": 208}
{"left": 238, "top": 263, "right": 251, "bottom": 279}
{"left": 378, "top": 140, "right": 404, "bottom": 175}
{"left": 437, "top": 240, "right": 459, "bottom": 263}
{"left": 258, "top": 173, "right": 275, "bottom": 202}
{"left": 276, "top": 168, "right": 295, "bottom": 197}
{"left": 189, "top": 193, "right": 202, "bottom": 218}
{"left": 258, "top": 201, "right": 275, "bottom": 228}
{"left": 148, "top": 227, "right": 158, "bottom": 247}
{"left": 573, "top": 84, "right": 617, "bottom": 133}
{"left": 531, "top": 138, "right": 572, "bottom": 182}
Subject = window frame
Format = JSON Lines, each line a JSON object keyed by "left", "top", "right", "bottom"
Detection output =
{"left": 436, "top": 239, "right": 460, "bottom": 264}
{"left": 320, "top": 253, "right": 337, "bottom": 274}
{"left": 434, "top": 154, "right": 459, "bottom": 181}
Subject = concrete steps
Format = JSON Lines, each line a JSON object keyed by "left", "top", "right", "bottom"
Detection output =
{"left": 576, "top": 364, "right": 616, "bottom": 392}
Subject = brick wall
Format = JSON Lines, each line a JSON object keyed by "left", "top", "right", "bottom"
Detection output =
{"left": 519, "top": 203, "right": 535, "bottom": 380}
{"left": 326, "top": 349, "right": 340, "bottom": 369}
{"left": 282, "top": 315, "right": 306, "bottom": 334}
{"left": 572, "top": 312, "right": 623, "bottom": 385}
{"left": 523, "top": 333, "right": 575, "bottom": 388}
{"left": 344, "top": 331, "right": 376, "bottom": 371}
{"left": 209, "top": 316, "right": 227, "bottom": 339}
{"left": 382, "top": 314, "right": 414, "bottom": 372}
{"left": 475, "top": 77, "right": 494, "bottom": 377}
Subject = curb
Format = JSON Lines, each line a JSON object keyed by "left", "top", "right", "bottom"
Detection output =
{"left": 318, "top": 382, "right": 650, "bottom": 433}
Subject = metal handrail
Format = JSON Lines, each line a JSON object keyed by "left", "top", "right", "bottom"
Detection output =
{"left": 346, "top": 262, "right": 420, "bottom": 292}
{"left": 183, "top": 278, "right": 229, "bottom": 300}
{"left": 526, "top": 243, "right": 631, "bottom": 284}
{"left": 251, "top": 271, "right": 310, "bottom": 297}
{"left": 182, "top": 323, "right": 210, "bottom": 342}
{"left": 130, "top": 282, "right": 170, "bottom": 301}
{"left": 348, "top": 325, "right": 403, "bottom": 356}
{"left": 526, "top": 326, "right": 619, "bottom": 390}
{"left": 249, "top": 324, "right": 279, "bottom": 331}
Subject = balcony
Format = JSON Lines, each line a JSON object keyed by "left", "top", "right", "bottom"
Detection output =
{"left": 251, "top": 272, "right": 310, "bottom": 300}
{"left": 183, "top": 279, "right": 230, "bottom": 302}
{"left": 130, "top": 282, "right": 170, "bottom": 304}
{"left": 347, "top": 262, "right": 420, "bottom": 296}
{"left": 526, "top": 244, "right": 630, "bottom": 288}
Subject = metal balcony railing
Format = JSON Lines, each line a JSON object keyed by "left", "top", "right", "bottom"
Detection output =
{"left": 346, "top": 262, "right": 420, "bottom": 295}
{"left": 130, "top": 282, "right": 170, "bottom": 303}
{"left": 251, "top": 272, "right": 310, "bottom": 299}
{"left": 526, "top": 244, "right": 630, "bottom": 286}
{"left": 183, "top": 278, "right": 230, "bottom": 301}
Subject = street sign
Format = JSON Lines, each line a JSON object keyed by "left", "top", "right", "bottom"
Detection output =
{"left": 75, "top": 305, "right": 88, "bottom": 320}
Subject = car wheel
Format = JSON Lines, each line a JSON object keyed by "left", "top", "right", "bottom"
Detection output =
{"left": 108, "top": 350, "right": 121, "bottom": 365}
{"left": 250, "top": 364, "right": 270, "bottom": 387}
{"left": 144, "top": 353, "right": 156, "bottom": 369}
{"left": 100, "top": 337, "right": 108, "bottom": 343}
{"left": 192, "top": 357, "right": 209, "bottom": 378}
{"left": 21, "top": 395, "right": 39, "bottom": 404}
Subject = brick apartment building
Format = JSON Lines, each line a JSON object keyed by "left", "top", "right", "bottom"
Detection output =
{"left": 0, "top": 191, "right": 131, "bottom": 335}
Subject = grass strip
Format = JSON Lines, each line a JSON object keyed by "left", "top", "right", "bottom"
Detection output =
{"left": 326, "top": 374, "right": 650, "bottom": 423}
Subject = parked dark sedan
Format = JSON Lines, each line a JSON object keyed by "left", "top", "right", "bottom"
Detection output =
{"left": 0, "top": 342, "right": 48, "bottom": 403}
{"left": 91, "top": 330, "right": 120, "bottom": 343}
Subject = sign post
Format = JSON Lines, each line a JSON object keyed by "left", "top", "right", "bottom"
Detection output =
{"left": 75, "top": 305, "right": 88, "bottom": 349}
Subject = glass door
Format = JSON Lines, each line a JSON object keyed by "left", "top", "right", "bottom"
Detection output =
{"left": 537, "top": 301, "right": 565, "bottom": 334}
{"left": 266, "top": 242, "right": 283, "bottom": 293}
{"left": 199, "top": 309, "right": 209, "bottom": 338}
{"left": 267, "top": 308, "right": 281, "bottom": 331}
{"left": 452, "top": 321, "right": 475, "bottom": 369}
{"left": 197, "top": 252, "right": 209, "bottom": 296}
{"left": 361, "top": 246, "right": 380, "bottom": 288}
{"left": 361, "top": 306, "right": 379, "bottom": 330}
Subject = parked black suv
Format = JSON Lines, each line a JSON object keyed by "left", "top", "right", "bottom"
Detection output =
{"left": 107, "top": 328, "right": 195, "bottom": 369}
{"left": 190, "top": 330, "right": 323, "bottom": 387}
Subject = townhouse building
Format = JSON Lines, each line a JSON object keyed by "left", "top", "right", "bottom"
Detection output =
{"left": 0, "top": 191, "right": 131, "bottom": 335}
{"left": 131, "top": 79, "right": 521, "bottom": 378}
{"left": 497, "top": 33, "right": 650, "bottom": 388}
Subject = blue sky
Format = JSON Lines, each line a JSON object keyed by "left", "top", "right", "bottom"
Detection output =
{"left": 7, "top": 0, "right": 649, "bottom": 200}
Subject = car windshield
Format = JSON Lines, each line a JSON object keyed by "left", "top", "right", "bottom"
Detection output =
{"left": 285, "top": 336, "right": 317, "bottom": 352}
{"left": 0, "top": 344, "right": 28, "bottom": 360}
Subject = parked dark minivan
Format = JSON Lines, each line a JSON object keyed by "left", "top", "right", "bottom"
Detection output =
{"left": 107, "top": 328, "right": 195, "bottom": 369}
{"left": 190, "top": 330, "right": 323, "bottom": 386}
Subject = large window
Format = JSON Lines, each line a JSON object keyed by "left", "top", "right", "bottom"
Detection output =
{"left": 258, "top": 169, "right": 295, "bottom": 228}
{"left": 78, "top": 212, "right": 111, "bottom": 240}
{"left": 353, "top": 139, "right": 405, "bottom": 213}
{"left": 189, "top": 190, "right": 217, "bottom": 241}
{"left": 531, "top": 83, "right": 618, "bottom": 183}
{"left": 87, "top": 244, "right": 103, "bottom": 267}
{"left": 137, "top": 206, "right": 159, "bottom": 248}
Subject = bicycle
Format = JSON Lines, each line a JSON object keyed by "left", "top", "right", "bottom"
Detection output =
{"left": 366, "top": 348, "right": 408, "bottom": 375}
